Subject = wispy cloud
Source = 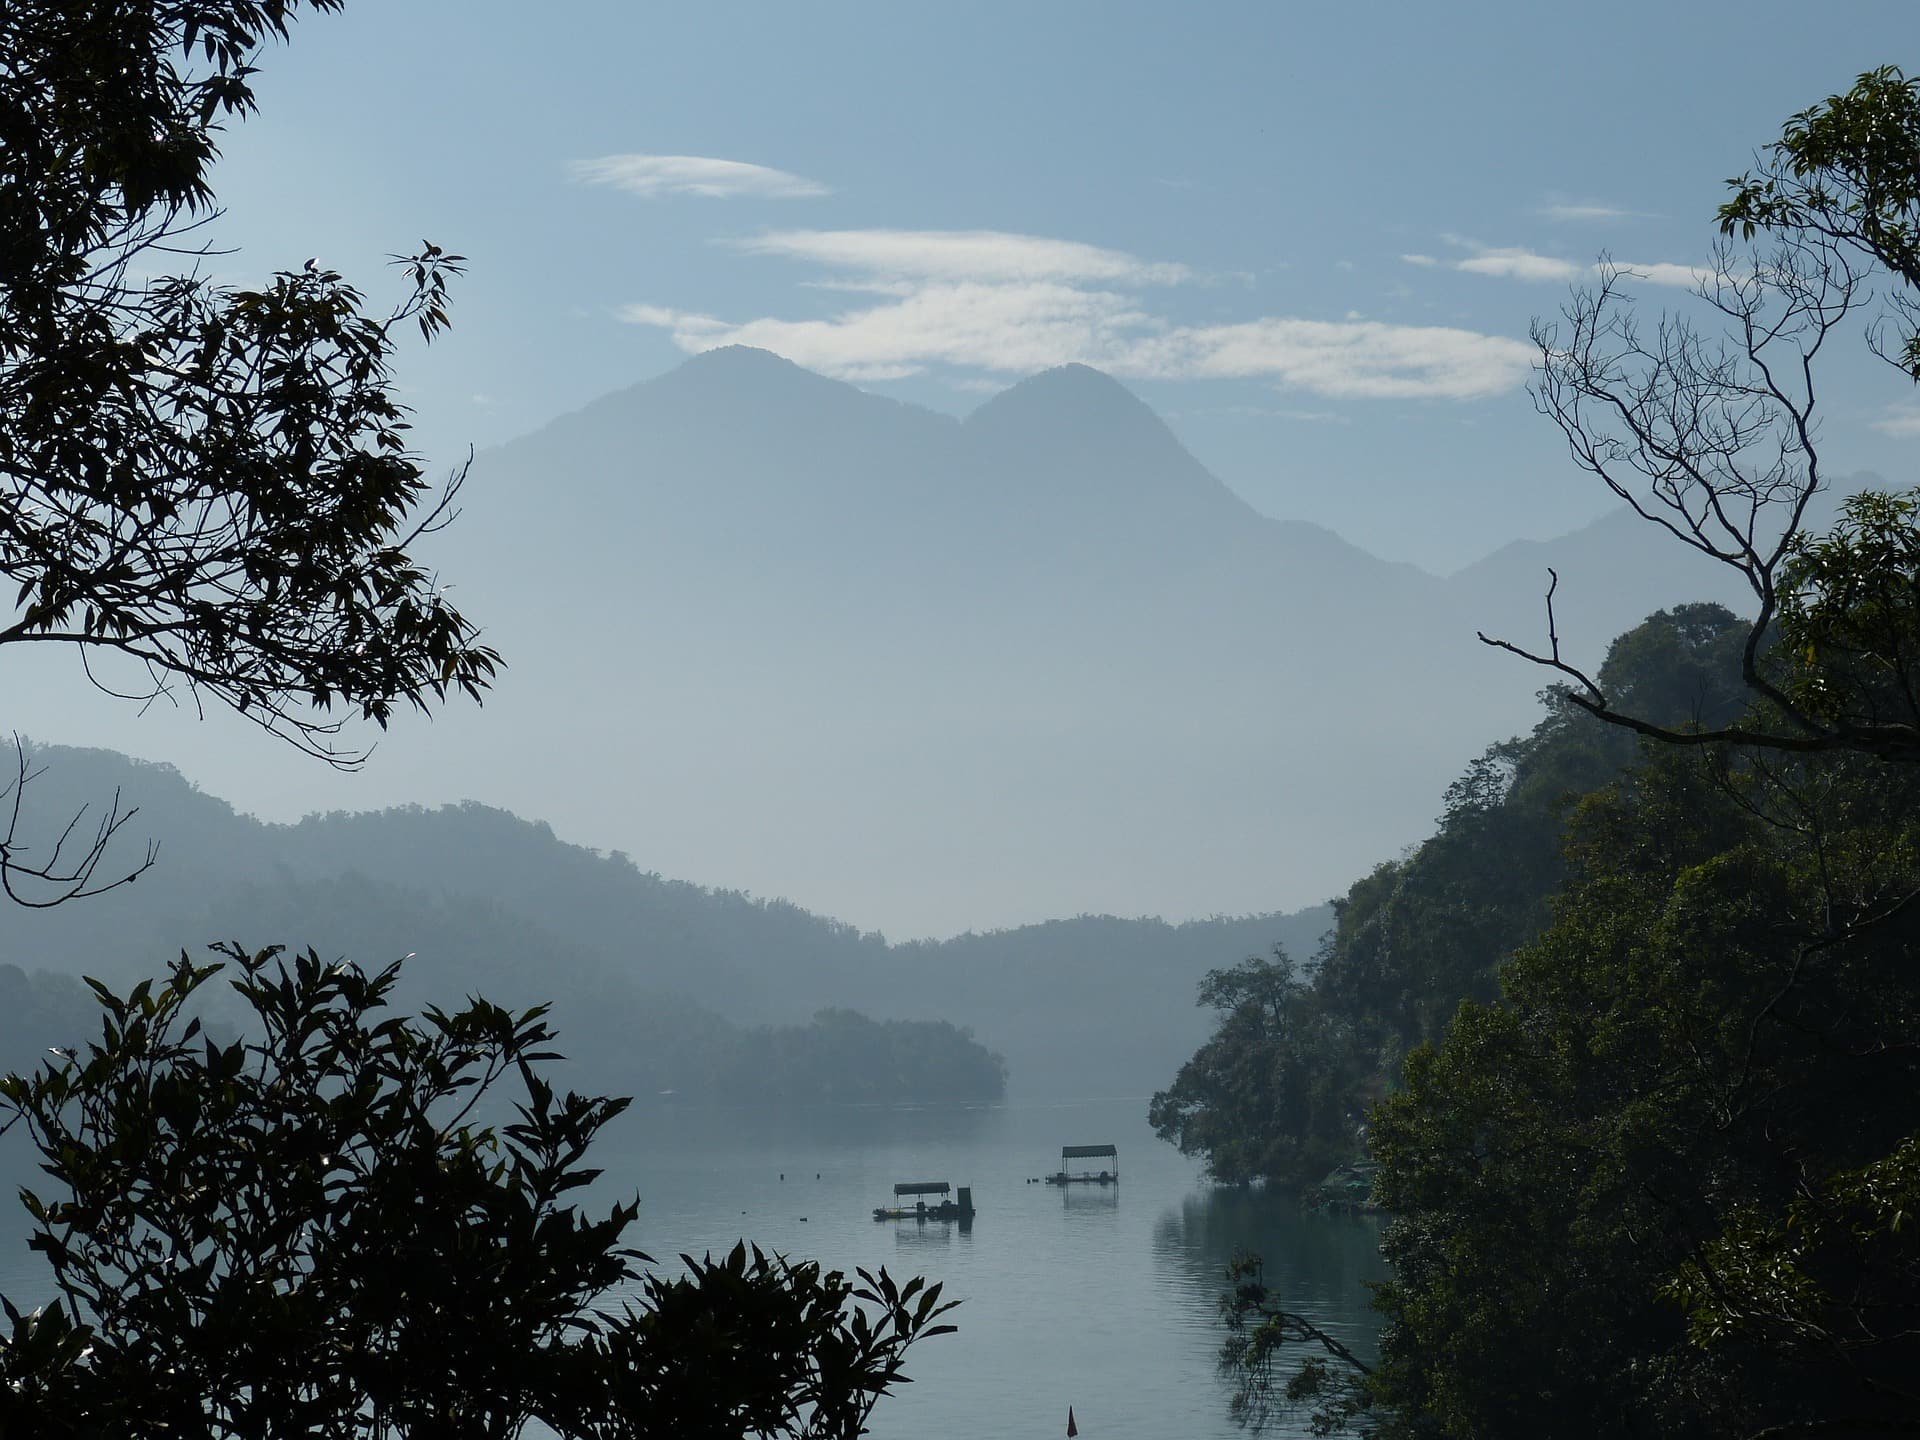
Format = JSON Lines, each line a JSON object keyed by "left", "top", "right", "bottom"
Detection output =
{"left": 1453, "top": 246, "right": 1588, "bottom": 284}
{"left": 614, "top": 247, "right": 1528, "bottom": 403}
{"left": 570, "top": 154, "right": 829, "bottom": 199}
{"left": 732, "top": 228, "right": 1191, "bottom": 285}
{"left": 1414, "top": 238, "right": 1711, "bottom": 289}
{"left": 1537, "top": 198, "right": 1645, "bottom": 223}
{"left": 1873, "top": 400, "right": 1920, "bottom": 438}
{"left": 1610, "top": 260, "right": 1719, "bottom": 289}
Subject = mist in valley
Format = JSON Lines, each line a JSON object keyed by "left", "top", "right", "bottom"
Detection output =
{"left": 5, "top": 4, "right": 1919, "bottom": 1436}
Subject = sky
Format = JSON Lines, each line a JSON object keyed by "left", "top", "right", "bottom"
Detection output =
{"left": 201, "top": 0, "right": 1920, "bottom": 572}
{"left": 14, "top": 2, "right": 1920, "bottom": 936}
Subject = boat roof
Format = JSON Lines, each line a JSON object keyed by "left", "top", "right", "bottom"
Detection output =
{"left": 1062, "top": 1144, "right": 1117, "bottom": 1159}
{"left": 893, "top": 1181, "right": 952, "bottom": 1196}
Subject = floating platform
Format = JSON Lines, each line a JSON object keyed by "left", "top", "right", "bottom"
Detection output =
{"left": 873, "top": 1180, "right": 975, "bottom": 1222}
{"left": 1044, "top": 1143, "right": 1118, "bottom": 1186}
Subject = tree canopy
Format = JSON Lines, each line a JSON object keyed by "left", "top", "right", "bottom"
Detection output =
{"left": 1, "top": 0, "right": 499, "bottom": 902}
{"left": 0, "top": 7, "right": 958, "bottom": 1436}
{"left": 0, "top": 947, "right": 955, "bottom": 1438}
{"left": 1191, "top": 67, "right": 1920, "bottom": 1439}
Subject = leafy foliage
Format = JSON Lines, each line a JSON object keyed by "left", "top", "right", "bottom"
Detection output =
{"left": 1368, "top": 736, "right": 1920, "bottom": 1438}
{"left": 1217, "top": 1253, "right": 1376, "bottom": 1437}
{"left": 1341, "top": 69, "right": 1920, "bottom": 1440}
{"left": 1155, "top": 605, "right": 1752, "bottom": 1199}
{"left": 0, "top": 0, "right": 498, "bottom": 785}
{"left": 0, "top": 946, "right": 955, "bottom": 1437}
{"left": 1150, "top": 948, "right": 1365, "bottom": 1189}
{"left": 1720, "top": 65, "right": 1920, "bottom": 377}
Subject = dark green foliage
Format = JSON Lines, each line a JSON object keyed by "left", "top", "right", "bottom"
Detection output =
{"left": 1175, "top": 67, "right": 1920, "bottom": 1440}
{"left": 0, "top": 947, "right": 954, "bottom": 1437}
{"left": 1150, "top": 949, "right": 1365, "bottom": 1189}
{"left": 1720, "top": 65, "right": 1920, "bottom": 377}
{"left": 1368, "top": 739, "right": 1920, "bottom": 1438}
{"left": 1777, "top": 488, "right": 1920, "bottom": 737}
{"left": 1156, "top": 605, "right": 1751, "bottom": 1197}
{"left": 723, "top": 1009, "right": 1006, "bottom": 1106}
{"left": 0, "top": 0, "right": 497, "bottom": 772}
{"left": 1347, "top": 67, "right": 1920, "bottom": 1438}
{"left": 1320, "top": 603, "right": 1747, "bottom": 1051}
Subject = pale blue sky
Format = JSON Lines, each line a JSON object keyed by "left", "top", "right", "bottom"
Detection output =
{"left": 203, "top": 1, "right": 1919, "bottom": 570}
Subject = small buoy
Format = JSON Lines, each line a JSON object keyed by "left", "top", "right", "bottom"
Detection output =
{"left": 780, "top": 1173, "right": 785, "bottom": 1181}
{"left": 800, "top": 1217, "right": 809, "bottom": 1222}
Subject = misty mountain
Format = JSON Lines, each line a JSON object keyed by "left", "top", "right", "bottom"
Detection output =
{"left": 403, "top": 346, "right": 1753, "bottom": 934}
{"left": 0, "top": 744, "right": 1330, "bottom": 1097}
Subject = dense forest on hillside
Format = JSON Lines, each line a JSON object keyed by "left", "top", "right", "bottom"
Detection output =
{"left": 1170, "top": 587, "right": 1920, "bottom": 1434}
{"left": 0, "top": 744, "right": 1323, "bottom": 1099}
{"left": 0, "top": 955, "right": 1004, "bottom": 1106}
{"left": 1165, "top": 65, "right": 1920, "bottom": 1436}
{"left": 1150, "top": 603, "right": 1753, "bottom": 1190}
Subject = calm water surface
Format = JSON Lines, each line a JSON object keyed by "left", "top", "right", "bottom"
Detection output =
{"left": 599, "top": 1096, "right": 1387, "bottom": 1439}
{"left": 0, "top": 1096, "right": 1387, "bottom": 1439}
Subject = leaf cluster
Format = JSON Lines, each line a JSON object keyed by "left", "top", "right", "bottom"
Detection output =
{"left": 1, "top": 2, "right": 498, "bottom": 772}
{"left": 0, "top": 947, "right": 954, "bottom": 1438}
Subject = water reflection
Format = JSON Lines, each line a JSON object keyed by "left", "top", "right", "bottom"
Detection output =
{"left": 0, "top": 1095, "right": 1385, "bottom": 1439}
{"left": 1060, "top": 1184, "right": 1118, "bottom": 1211}
{"left": 892, "top": 1220, "right": 957, "bottom": 1253}
{"left": 1152, "top": 1187, "right": 1389, "bottom": 1361}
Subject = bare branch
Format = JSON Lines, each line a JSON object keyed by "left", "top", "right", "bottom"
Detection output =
{"left": 0, "top": 738, "right": 155, "bottom": 907}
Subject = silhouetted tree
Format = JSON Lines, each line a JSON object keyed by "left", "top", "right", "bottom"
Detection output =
{"left": 0, "top": 946, "right": 955, "bottom": 1437}
{"left": 1486, "top": 68, "right": 1920, "bottom": 767}
{"left": 1, "top": 1, "right": 499, "bottom": 902}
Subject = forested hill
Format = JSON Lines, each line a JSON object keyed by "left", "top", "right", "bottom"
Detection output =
{"left": 0, "top": 742, "right": 1329, "bottom": 1098}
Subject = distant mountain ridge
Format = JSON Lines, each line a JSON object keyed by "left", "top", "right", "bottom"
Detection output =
{"left": 0, "top": 346, "right": 1780, "bottom": 935}
{"left": 0, "top": 743, "right": 1331, "bottom": 1098}
{"left": 410, "top": 346, "right": 1757, "bottom": 933}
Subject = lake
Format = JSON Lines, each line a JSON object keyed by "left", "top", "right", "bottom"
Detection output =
{"left": 600, "top": 1095, "right": 1387, "bottom": 1439}
{"left": 0, "top": 1094, "right": 1387, "bottom": 1439}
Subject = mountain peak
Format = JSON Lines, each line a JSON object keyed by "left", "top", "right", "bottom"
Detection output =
{"left": 651, "top": 344, "right": 846, "bottom": 400}
{"left": 970, "top": 362, "right": 1152, "bottom": 421}
{"left": 673, "top": 344, "right": 807, "bottom": 376}
{"left": 960, "top": 363, "right": 1254, "bottom": 528}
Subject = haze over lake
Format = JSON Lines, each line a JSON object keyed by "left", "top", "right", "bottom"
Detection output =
{"left": 0, "top": 1099, "right": 1382, "bottom": 1440}
{"left": 3, "top": 348, "right": 1772, "bottom": 938}
{"left": 7, "top": 7, "right": 1918, "bottom": 1435}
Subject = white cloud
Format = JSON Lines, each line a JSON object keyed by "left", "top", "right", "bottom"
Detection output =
{"left": 1611, "top": 260, "right": 1717, "bottom": 289}
{"left": 1426, "top": 238, "right": 1714, "bottom": 290}
{"left": 621, "top": 284, "right": 1532, "bottom": 401}
{"left": 570, "top": 154, "right": 829, "bottom": 199}
{"left": 1538, "top": 200, "right": 1640, "bottom": 223}
{"left": 1153, "top": 317, "right": 1532, "bottom": 398}
{"left": 733, "top": 228, "right": 1191, "bottom": 285}
{"left": 1873, "top": 401, "right": 1920, "bottom": 438}
{"left": 617, "top": 225, "right": 1537, "bottom": 401}
{"left": 1454, "top": 247, "right": 1587, "bottom": 283}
